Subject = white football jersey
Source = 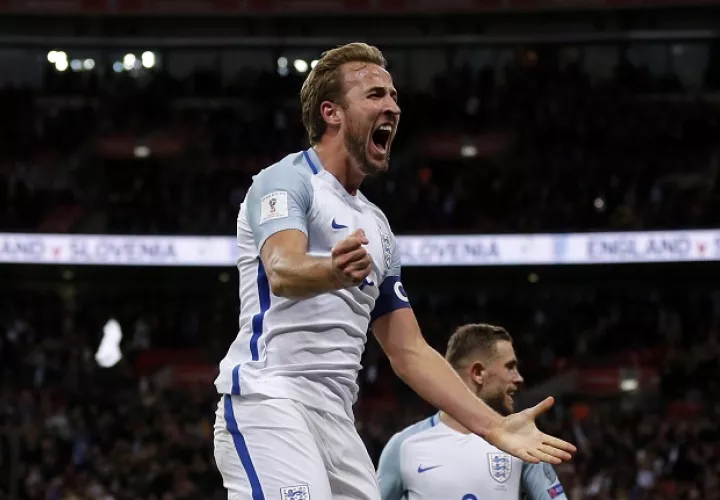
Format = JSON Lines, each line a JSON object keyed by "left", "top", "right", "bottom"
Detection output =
{"left": 214, "top": 148, "right": 411, "bottom": 420}
{"left": 377, "top": 414, "right": 567, "bottom": 500}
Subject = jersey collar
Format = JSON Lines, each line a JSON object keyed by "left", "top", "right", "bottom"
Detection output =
{"left": 305, "top": 147, "right": 364, "bottom": 208}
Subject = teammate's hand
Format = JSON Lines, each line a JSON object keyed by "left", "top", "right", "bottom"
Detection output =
{"left": 330, "top": 229, "right": 373, "bottom": 288}
{"left": 485, "top": 397, "right": 576, "bottom": 464}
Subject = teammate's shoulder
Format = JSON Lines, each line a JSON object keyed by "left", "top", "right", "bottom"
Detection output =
{"left": 387, "top": 414, "right": 439, "bottom": 450}
{"left": 253, "top": 150, "right": 316, "bottom": 185}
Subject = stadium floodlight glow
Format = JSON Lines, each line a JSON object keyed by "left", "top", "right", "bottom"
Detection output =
{"left": 294, "top": 59, "right": 309, "bottom": 73}
{"left": 141, "top": 51, "right": 156, "bottom": 69}
{"left": 70, "top": 59, "right": 82, "bottom": 71}
{"left": 48, "top": 50, "right": 67, "bottom": 64}
{"left": 620, "top": 378, "right": 639, "bottom": 392}
{"left": 134, "top": 145, "right": 151, "bottom": 158}
{"left": 461, "top": 145, "right": 478, "bottom": 158}
{"left": 112, "top": 61, "right": 123, "bottom": 73}
{"left": 311, "top": 59, "right": 319, "bottom": 69}
{"left": 55, "top": 59, "right": 69, "bottom": 72}
{"left": 123, "top": 53, "right": 136, "bottom": 71}
{"left": 83, "top": 58, "right": 95, "bottom": 70}
{"left": 277, "top": 56, "right": 288, "bottom": 68}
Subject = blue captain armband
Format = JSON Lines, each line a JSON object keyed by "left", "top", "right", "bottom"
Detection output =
{"left": 371, "top": 276, "right": 411, "bottom": 323}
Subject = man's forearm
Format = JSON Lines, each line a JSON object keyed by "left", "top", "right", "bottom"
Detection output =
{"left": 265, "top": 251, "right": 340, "bottom": 299}
{"left": 390, "top": 341, "right": 503, "bottom": 437}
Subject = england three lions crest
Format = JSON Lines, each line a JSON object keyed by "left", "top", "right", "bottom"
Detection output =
{"left": 487, "top": 453, "right": 512, "bottom": 483}
{"left": 281, "top": 485, "right": 309, "bottom": 500}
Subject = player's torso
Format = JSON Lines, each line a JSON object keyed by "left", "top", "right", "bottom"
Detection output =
{"left": 226, "top": 151, "right": 393, "bottom": 417}
{"left": 306, "top": 170, "right": 393, "bottom": 295}
{"left": 401, "top": 424, "right": 523, "bottom": 500}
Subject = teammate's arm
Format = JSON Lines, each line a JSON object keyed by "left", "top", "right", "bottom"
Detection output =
{"left": 247, "top": 164, "right": 372, "bottom": 299}
{"left": 376, "top": 432, "right": 406, "bottom": 500}
{"left": 520, "top": 462, "right": 567, "bottom": 499}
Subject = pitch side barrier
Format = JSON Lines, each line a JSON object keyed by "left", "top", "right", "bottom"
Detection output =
{"left": 0, "top": 230, "right": 717, "bottom": 267}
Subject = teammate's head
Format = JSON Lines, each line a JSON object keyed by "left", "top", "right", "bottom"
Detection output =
{"left": 445, "top": 323, "right": 524, "bottom": 416}
{"left": 300, "top": 42, "right": 400, "bottom": 175}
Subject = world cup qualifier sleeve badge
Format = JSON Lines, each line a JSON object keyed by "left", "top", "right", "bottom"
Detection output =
{"left": 487, "top": 453, "right": 512, "bottom": 483}
{"left": 280, "top": 485, "right": 310, "bottom": 500}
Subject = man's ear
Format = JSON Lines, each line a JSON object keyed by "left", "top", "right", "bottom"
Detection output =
{"left": 320, "top": 100, "right": 343, "bottom": 129}
{"left": 469, "top": 360, "right": 486, "bottom": 387}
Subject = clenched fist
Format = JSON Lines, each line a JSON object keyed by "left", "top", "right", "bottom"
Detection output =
{"left": 330, "top": 229, "right": 373, "bottom": 288}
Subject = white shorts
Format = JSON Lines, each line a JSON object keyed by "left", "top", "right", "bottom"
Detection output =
{"left": 214, "top": 394, "right": 380, "bottom": 500}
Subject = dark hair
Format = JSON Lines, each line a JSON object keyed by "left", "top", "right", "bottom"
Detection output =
{"left": 445, "top": 323, "right": 513, "bottom": 369}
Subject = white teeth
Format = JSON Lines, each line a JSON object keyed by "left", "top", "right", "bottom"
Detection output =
{"left": 378, "top": 124, "right": 392, "bottom": 132}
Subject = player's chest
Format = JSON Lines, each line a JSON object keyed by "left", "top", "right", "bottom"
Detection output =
{"left": 306, "top": 187, "right": 391, "bottom": 275}
{"left": 405, "top": 438, "right": 522, "bottom": 500}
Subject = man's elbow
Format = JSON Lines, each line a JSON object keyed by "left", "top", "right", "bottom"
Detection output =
{"left": 262, "top": 263, "right": 286, "bottom": 297}
{"left": 386, "top": 349, "right": 413, "bottom": 381}
{"left": 388, "top": 359, "right": 410, "bottom": 383}
{"left": 266, "top": 271, "right": 291, "bottom": 298}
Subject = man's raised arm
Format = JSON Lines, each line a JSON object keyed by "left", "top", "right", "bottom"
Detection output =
{"left": 373, "top": 308, "right": 575, "bottom": 464}
{"left": 369, "top": 235, "right": 575, "bottom": 464}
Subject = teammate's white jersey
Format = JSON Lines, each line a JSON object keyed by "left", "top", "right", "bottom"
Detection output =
{"left": 377, "top": 414, "right": 567, "bottom": 500}
{"left": 214, "top": 148, "right": 411, "bottom": 420}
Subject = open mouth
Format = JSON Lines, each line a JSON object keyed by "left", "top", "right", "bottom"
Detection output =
{"left": 371, "top": 124, "right": 392, "bottom": 154}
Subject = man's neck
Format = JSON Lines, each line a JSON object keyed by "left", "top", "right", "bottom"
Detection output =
{"left": 313, "top": 140, "right": 365, "bottom": 195}
{"left": 438, "top": 411, "right": 472, "bottom": 434}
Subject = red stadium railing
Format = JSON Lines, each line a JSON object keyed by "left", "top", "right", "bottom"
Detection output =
{"left": 0, "top": 0, "right": 717, "bottom": 15}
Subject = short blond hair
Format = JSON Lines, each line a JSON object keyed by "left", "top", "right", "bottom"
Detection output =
{"left": 300, "top": 42, "right": 387, "bottom": 144}
{"left": 445, "top": 323, "right": 513, "bottom": 369}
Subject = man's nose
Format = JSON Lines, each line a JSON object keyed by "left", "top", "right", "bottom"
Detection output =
{"left": 384, "top": 97, "right": 400, "bottom": 116}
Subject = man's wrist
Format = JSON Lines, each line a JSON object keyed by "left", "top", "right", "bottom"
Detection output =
{"left": 323, "top": 258, "right": 344, "bottom": 290}
{"left": 472, "top": 404, "right": 504, "bottom": 439}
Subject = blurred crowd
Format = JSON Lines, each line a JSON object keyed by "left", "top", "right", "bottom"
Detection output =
{"left": 3, "top": 35, "right": 720, "bottom": 500}
{"left": 1, "top": 278, "right": 719, "bottom": 500}
{"left": 2, "top": 47, "right": 720, "bottom": 235}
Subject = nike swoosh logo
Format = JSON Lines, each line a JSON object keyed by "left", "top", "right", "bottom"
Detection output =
{"left": 417, "top": 465, "right": 442, "bottom": 473}
{"left": 331, "top": 219, "right": 348, "bottom": 230}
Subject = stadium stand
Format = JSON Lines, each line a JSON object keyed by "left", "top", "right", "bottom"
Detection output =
{"left": 2, "top": 43, "right": 720, "bottom": 235}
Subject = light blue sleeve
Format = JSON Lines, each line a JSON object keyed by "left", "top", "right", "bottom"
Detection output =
{"left": 377, "top": 417, "right": 437, "bottom": 500}
{"left": 521, "top": 462, "right": 566, "bottom": 500}
{"left": 245, "top": 161, "right": 314, "bottom": 252}
{"left": 377, "top": 431, "right": 405, "bottom": 500}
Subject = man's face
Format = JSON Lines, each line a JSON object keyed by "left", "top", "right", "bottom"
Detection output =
{"left": 476, "top": 340, "right": 524, "bottom": 416}
{"left": 336, "top": 62, "right": 400, "bottom": 175}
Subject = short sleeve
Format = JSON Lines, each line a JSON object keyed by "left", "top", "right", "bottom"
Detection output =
{"left": 376, "top": 432, "right": 406, "bottom": 500}
{"left": 371, "top": 235, "right": 411, "bottom": 323}
{"left": 245, "top": 163, "right": 314, "bottom": 252}
{"left": 521, "top": 462, "right": 566, "bottom": 500}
